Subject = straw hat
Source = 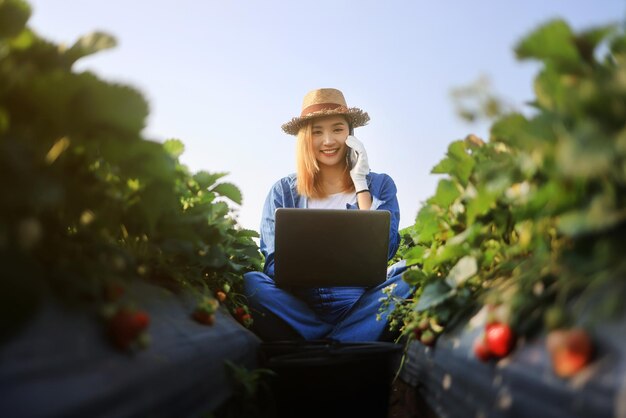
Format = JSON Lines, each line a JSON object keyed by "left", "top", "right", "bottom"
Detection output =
{"left": 281, "top": 88, "right": 370, "bottom": 135}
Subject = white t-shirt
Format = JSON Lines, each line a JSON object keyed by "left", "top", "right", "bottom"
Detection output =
{"left": 307, "top": 191, "right": 357, "bottom": 209}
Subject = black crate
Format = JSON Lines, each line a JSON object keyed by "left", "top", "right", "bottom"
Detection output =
{"left": 259, "top": 340, "right": 403, "bottom": 418}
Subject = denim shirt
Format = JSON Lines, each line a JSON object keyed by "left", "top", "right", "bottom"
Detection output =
{"left": 259, "top": 172, "right": 401, "bottom": 277}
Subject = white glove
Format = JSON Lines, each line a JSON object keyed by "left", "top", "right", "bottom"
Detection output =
{"left": 345, "top": 135, "right": 370, "bottom": 193}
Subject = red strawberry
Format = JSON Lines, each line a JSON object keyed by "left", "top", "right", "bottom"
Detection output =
{"left": 133, "top": 311, "right": 150, "bottom": 328}
{"left": 546, "top": 329, "right": 592, "bottom": 378}
{"left": 239, "top": 313, "right": 252, "bottom": 327}
{"left": 193, "top": 310, "right": 215, "bottom": 325}
{"left": 485, "top": 323, "right": 514, "bottom": 357}
{"left": 108, "top": 309, "right": 150, "bottom": 350}
{"left": 473, "top": 335, "right": 492, "bottom": 362}
{"left": 234, "top": 306, "right": 248, "bottom": 320}
{"left": 413, "top": 327, "right": 422, "bottom": 340}
{"left": 232, "top": 306, "right": 253, "bottom": 326}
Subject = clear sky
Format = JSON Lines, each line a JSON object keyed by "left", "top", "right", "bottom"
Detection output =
{"left": 28, "top": 1, "right": 625, "bottom": 233}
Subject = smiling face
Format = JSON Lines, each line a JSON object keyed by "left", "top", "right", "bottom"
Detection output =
{"left": 311, "top": 115, "right": 350, "bottom": 168}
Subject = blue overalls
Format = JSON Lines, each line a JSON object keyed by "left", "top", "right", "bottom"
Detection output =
{"left": 243, "top": 172, "right": 412, "bottom": 341}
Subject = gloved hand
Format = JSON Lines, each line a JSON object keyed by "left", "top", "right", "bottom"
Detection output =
{"left": 345, "top": 135, "right": 370, "bottom": 193}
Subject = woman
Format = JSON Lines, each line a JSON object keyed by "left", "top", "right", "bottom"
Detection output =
{"left": 243, "top": 88, "right": 411, "bottom": 342}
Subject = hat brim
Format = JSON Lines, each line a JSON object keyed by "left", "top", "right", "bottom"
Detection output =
{"left": 281, "top": 107, "right": 370, "bottom": 135}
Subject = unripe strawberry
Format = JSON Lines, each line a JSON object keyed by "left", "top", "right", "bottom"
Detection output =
{"left": 420, "top": 330, "right": 436, "bottom": 346}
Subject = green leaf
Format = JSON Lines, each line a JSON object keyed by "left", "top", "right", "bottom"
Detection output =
{"left": 445, "top": 256, "right": 478, "bottom": 288}
{"left": 8, "top": 26, "right": 34, "bottom": 49}
{"left": 72, "top": 73, "right": 149, "bottom": 135}
{"left": 414, "top": 205, "right": 440, "bottom": 244}
{"left": 557, "top": 194, "right": 626, "bottom": 236}
{"left": 466, "top": 186, "right": 499, "bottom": 225}
{"left": 416, "top": 281, "right": 454, "bottom": 311}
{"left": 194, "top": 171, "right": 228, "bottom": 189}
{"left": 0, "top": 0, "right": 31, "bottom": 38}
{"left": 403, "top": 245, "right": 426, "bottom": 266}
{"left": 448, "top": 140, "right": 469, "bottom": 161}
{"left": 211, "top": 182, "right": 242, "bottom": 205}
{"left": 432, "top": 140, "right": 475, "bottom": 186}
{"left": 163, "top": 139, "right": 185, "bottom": 159}
{"left": 428, "top": 179, "right": 461, "bottom": 208}
{"left": 64, "top": 31, "right": 117, "bottom": 64}
{"left": 533, "top": 64, "right": 570, "bottom": 111}
{"left": 555, "top": 123, "right": 613, "bottom": 179}
{"left": 610, "top": 32, "right": 626, "bottom": 57}
{"left": 490, "top": 113, "right": 528, "bottom": 145}
{"left": 453, "top": 158, "right": 474, "bottom": 187}
{"left": 431, "top": 157, "right": 454, "bottom": 175}
{"left": 97, "top": 137, "right": 177, "bottom": 183}
{"left": 574, "top": 25, "right": 617, "bottom": 63}
{"left": 210, "top": 201, "right": 231, "bottom": 220}
{"left": 402, "top": 266, "right": 428, "bottom": 286}
{"left": 235, "top": 228, "right": 260, "bottom": 238}
{"left": 432, "top": 241, "right": 470, "bottom": 265}
{"left": 515, "top": 19, "right": 581, "bottom": 71}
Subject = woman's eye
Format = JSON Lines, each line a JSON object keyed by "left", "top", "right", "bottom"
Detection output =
{"left": 312, "top": 131, "right": 322, "bottom": 136}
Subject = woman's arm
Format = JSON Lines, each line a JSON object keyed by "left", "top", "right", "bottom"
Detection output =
{"left": 370, "top": 174, "right": 401, "bottom": 260}
{"left": 259, "top": 182, "right": 284, "bottom": 277}
{"left": 356, "top": 190, "right": 372, "bottom": 210}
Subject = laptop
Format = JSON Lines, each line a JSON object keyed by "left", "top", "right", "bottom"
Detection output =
{"left": 273, "top": 208, "right": 390, "bottom": 287}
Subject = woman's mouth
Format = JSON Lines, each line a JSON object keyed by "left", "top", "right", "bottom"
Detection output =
{"left": 320, "top": 148, "right": 339, "bottom": 156}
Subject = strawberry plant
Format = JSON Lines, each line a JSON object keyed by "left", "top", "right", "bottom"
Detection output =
{"left": 383, "top": 18, "right": 626, "bottom": 376}
{"left": 0, "top": 0, "right": 262, "bottom": 347}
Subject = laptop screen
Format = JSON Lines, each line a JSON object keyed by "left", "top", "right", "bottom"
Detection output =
{"left": 274, "top": 208, "right": 390, "bottom": 287}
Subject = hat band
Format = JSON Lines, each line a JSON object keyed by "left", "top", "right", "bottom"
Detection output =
{"left": 300, "top": 102, "right": 344, "bottom": 117}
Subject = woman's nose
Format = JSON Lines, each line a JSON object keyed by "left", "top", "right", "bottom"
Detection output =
{"left": 322, "top": 132, "right": 334, "bottom": 144}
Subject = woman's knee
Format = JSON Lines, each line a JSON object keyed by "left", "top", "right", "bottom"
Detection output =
{"left": 242, "top": 271, "right": 282, "bottom": 308}
{"left": 243, "top": 271, "right": 274, "bottom": 291}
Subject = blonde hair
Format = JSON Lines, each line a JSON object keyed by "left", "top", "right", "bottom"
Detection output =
{"left": 296, "top": 120, "right": 354, "bottom": 199}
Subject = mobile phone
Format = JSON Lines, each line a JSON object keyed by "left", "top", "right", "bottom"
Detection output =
{"left": 346, "top": 124, "right": 357, "bottom": 169}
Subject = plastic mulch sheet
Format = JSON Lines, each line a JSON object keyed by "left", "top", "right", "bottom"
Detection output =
{"left": 399, "top": 311, "right": 626, "bottom": 418}
{"left": 0, "top": 282, "right": 261, "bottom": 418}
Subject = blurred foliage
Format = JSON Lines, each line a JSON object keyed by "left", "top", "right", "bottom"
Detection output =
{"left": 0, "top": 0, "right": 262, "bottom": 342}
{"left": 450, "top": 75, "right": 513, "bottom": 123}
{"left": 386, "top": 19, "right": 626, "bottom": 340}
